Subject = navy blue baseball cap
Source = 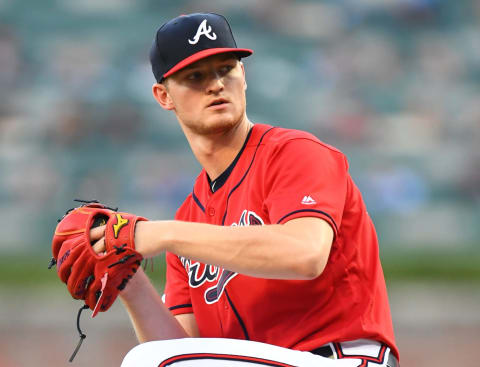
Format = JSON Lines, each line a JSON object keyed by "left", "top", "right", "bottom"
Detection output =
{"left": 150, "top": 13, "right": 253, "bottom": 82}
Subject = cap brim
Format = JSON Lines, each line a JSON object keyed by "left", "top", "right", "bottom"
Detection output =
{"left": 163, "top": 48, "right": 253, "bottom": 79}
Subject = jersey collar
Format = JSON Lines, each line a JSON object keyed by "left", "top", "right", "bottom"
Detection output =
{"left": 207, "top": 126, "right": 254, "bottom": 193}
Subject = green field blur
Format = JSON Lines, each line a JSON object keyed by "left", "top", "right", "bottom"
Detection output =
{"left": 1, "top": 249, "right": 480, "bottom": 288}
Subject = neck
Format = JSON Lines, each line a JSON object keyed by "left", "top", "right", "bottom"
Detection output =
{"left": 183, "top": 116, "right": 253, "bottom": 180}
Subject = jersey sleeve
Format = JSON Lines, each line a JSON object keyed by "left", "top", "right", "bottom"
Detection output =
{"left": 263, "top": 138, "right": 348, "bottom": 236}
{"left": 164, "top": 251, "right": 193, "bottom": 315}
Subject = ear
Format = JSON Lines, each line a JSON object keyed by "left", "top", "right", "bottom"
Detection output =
{"left": 239, "top": 62, "right": 247, "bottom": 91}
{"left": 152, "top": 83, "right": 175, "bottom": 110}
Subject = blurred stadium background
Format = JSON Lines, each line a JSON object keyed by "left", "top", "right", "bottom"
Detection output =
{"left": 0, "top": 0, "right": 479, "bottom": 366}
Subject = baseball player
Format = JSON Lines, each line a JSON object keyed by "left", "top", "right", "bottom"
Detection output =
{"left": 52, "top": 12, "right": 399, "bottom": 367}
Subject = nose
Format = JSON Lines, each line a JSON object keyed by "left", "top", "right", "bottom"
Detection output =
{"left": 206, "top": 71, "right": 224, "bottom": 94}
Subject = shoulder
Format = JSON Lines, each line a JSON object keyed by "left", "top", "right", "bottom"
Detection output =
{"left": 260, "top": 125, "right": 346, "bottom": 160}
{"left": 175, "top": 193, "right": 193, "bottom": 220}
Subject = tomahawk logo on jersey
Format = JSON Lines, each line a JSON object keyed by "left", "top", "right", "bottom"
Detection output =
{"left": 164, "top": 124, "right": 399, "bottom": 359}
{"left": 233, "top": 210, "right": 265, "bottom": 227}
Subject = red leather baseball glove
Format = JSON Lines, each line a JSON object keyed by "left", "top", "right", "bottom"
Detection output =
{"left": 51, "top": 201, "right": 147, "bottom": 317}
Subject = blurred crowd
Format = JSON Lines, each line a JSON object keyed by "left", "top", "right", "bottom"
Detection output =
{"left": 0, "top": 0, "right": 479, "bottom": 251}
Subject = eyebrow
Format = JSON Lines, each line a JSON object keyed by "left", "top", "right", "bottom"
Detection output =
{"left": 181, "top": 64, "right": 202, "bottom": 72}
{"left": 181, "top": 54, "right": 238, "bottom": 72}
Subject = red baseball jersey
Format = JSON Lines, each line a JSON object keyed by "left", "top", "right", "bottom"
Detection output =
{"left": 164, "top": 124, "right": 399, "bottom": 359}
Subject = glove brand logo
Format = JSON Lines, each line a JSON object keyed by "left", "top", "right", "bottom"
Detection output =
{"left": 113, "top": 214, "right": 129, "bottom": 238}
{"left": 188, "top": 19, "right": 217, "bottom": 45}
{"left": 179, "top": 210, "right": 264, "bottom": 304}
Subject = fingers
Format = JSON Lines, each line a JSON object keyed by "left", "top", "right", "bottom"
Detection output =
{"left": 90, "top": 225, "right": 106, "bottom": 254}
{"left": 90, "top": 224, "right": 106, "bottom": 241}
{"left": 92, "top": 237, "right": 106, "bottom": 254}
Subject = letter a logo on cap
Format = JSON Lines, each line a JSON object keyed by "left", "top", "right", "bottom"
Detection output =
{"left": 188, "top": 19, "right": 217, "bottom": 45}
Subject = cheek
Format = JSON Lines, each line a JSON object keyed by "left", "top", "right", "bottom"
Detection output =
{"left": 225, "top": 76, "right": 245, "bottom": 99}
{"left": 172, "top": 91, "right": 197, "bottom": 113}
{"left": 234, "top": 82, "right": 247, "bottom": 109}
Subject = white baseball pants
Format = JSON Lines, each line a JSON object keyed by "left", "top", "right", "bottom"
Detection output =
{"left": 121, "top": 338, "right": 396, "bottom": 367}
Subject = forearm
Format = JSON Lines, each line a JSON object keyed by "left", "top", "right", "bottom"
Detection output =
{"left": 119, "top": 268, "right": 188, "bottom": 342}
{"left": 135, "top": 218, "right": 333, "bottom": 279}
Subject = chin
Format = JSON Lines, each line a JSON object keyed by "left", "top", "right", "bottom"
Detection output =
{"left": 191, "top": 114, "right": 242, "bottom": 135}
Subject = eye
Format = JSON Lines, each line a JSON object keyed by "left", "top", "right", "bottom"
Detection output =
{"left": 186, "top": 71, "right": 203, "bottom": 81}
{"left": 218, "top": 64, "right": 234, "bottom": 76}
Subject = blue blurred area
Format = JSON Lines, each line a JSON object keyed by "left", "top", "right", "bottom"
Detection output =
{"left": 0, "top": 0, "right": 479, "bottom": 252}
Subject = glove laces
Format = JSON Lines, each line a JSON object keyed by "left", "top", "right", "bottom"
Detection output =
{"left": 69, "top": 304, "right": 89, "bottom": 362}
{"left": 56, "top": 199, "right": 119, "bottom": 224}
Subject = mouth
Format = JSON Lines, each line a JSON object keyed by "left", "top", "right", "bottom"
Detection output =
{"left": 207, "top": 98, "right": 229, "bottom": 108}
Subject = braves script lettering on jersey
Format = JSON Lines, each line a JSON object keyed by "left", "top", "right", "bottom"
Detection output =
{"left": 164, "top": 124, "right": 399, "bottom": 359}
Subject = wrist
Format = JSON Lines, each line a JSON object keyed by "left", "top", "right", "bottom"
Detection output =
{"left": 134, "top": 220, "right": 175, "bottom": 257}
{"left": 134, "top": 221, "right": 152, "bottom": 257}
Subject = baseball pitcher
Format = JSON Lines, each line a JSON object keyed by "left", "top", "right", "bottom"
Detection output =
{"left": 50, "top": 12, "right": 399, "bottom": 367}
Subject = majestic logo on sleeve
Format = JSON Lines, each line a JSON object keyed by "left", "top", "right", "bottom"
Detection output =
{"left": 188, "top": 19, "right": 217, "bottom": 44}
{"left": 180, "top": 210, "right": 264, "bottom": 304}
{"left": 301, "top": 195, "right": 317, "bottom": 205}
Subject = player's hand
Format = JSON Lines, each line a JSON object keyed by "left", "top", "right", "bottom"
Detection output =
{"left": 51, "top": 202, "right": 147, "bottom": 315}
{"left": 91, "top": 221, "right": 148, "bottom": 256}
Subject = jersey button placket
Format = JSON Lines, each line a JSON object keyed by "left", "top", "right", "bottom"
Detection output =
{"left": 220, "top": 297, "right": 229, "bottom": 310}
